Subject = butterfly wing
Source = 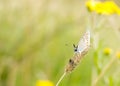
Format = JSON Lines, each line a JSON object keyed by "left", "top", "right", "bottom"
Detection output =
{"left": 77, "top": 30, "right": 90, "bottom": 53}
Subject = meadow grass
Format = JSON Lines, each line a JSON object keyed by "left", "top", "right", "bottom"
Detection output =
{"left": 0, "top": 0, "right": 120, "bottom": 86}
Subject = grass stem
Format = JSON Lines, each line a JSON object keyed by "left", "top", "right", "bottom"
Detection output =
{"left": 56, "top": 72, "right": 66, "bottom": 86}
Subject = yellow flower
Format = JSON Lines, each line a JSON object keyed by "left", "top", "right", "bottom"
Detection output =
{"left": 86, "top": 1, "right": 100, "bottom": 12}
{"left": 103, "top": 48, "right": 112, "bottom": 55}
{"left": 116, "top": 51, "right": 120, "bottom": 59}
{"left": 36, "top": 80, "right": 54, "bottom": 86}
{"left": 86, "top": 0, "right": 120, "bottom": 15}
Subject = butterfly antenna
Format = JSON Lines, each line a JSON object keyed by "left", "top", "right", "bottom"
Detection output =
{"left": 73, "top": 44, "right": 76, "bottom": 48}
{"left": 73, "top": 44, "right": 78, "bottom": 52}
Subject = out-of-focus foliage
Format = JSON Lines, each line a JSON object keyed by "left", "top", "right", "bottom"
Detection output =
{"left": 0, "top": 0, "right": 120, "bottom": 86}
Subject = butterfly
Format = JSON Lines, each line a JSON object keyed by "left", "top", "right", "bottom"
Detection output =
{"left": 65, "top": 30, "right": 90, "bottom": 72}
{"left": 74, "top": 30, "right": 90, "bottom": 54}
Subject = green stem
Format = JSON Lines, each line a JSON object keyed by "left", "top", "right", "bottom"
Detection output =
{"left": 92, "top": 57, "right": 116, "bottom": 86}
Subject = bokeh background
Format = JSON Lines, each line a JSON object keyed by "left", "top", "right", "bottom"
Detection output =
{"left": 0, "top": 0, "right": 120, "bottom": 86}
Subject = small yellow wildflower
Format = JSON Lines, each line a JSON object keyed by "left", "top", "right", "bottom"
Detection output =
{"left": 86, "top": 1, "right": 100, "bottom": 12}
{"left": 116, "top": 51, "right": 120, "bottom": 59}
{"left": 36, "top": 80, "right": 54, "bottom": 86}
{"left": 86, "top": 0, "right": 120, "bottom": 15}
{"left": 103, "top": 48, "right": 112, "bottom": 55}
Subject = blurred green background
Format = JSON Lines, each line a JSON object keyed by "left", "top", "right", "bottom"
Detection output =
{"left": 0, "top": 0, "right": 120, "bottom": 86}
